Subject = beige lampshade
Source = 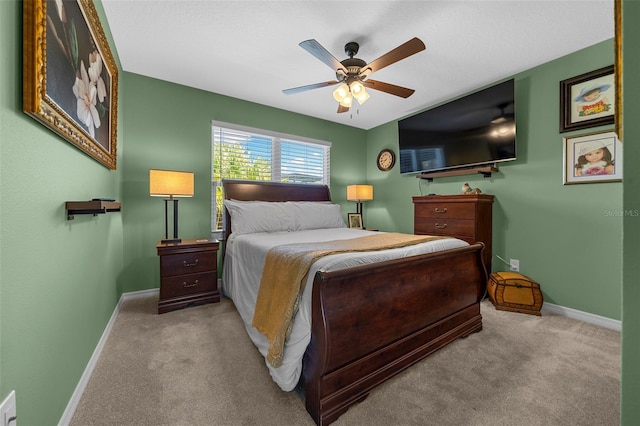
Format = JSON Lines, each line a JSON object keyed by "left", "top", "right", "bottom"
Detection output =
{"left": 347, "top": 184, "right": 373, "bottom": 201}
{"left": 149, "top": 169, "right": 194, "bottom": 197}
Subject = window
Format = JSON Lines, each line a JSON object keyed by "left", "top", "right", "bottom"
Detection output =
{"left": 211, "top": 122, "right": 331, "bottom": 234}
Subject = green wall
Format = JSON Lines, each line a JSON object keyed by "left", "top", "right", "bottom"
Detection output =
{"left": 2, "top": 0, "right": 637, "bottom": 423}
{"left": 119, "top": 73, "right": 367, "bottom": 293}
{"left": 0, "top": 0, "right": 124, "bottom": 424}
{"left": 621, "top": 1, "right": 640, "bottom": 423}
{"left": 366, "top": 40, "right": 622, "bottom": 320}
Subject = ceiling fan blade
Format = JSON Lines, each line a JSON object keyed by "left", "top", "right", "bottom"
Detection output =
{"left": 337, "top": 104, "right": 350, "bottom": 113}
{"left": 283, "top": 80, "right": 339, "bottom": 95}
{"left": 299, "top": 39, "right": 349, "bottom": 75}
{"left": 359, "top": 37, "right": 425, "bottom": 77}
{"left": 363, "top": 79, "right": 415, "bottom": 98}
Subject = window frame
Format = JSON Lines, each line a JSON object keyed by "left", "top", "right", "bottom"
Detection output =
{"left": 211, "top": 121, "right": 331, "bottom": 237}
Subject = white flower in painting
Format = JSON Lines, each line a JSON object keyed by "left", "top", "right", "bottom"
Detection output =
{"left": 72, "top": 60, "right": 101, "bottom": 138}
{"left": 88, "top": 51, "right": 107, "bottom": 103}
{"left": 54, "top": 0, "right": 66, "bottom": 23}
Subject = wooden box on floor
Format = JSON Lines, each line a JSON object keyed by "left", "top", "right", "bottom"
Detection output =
{"left": 487, "top": 271, "right": 543, "bottom": 316}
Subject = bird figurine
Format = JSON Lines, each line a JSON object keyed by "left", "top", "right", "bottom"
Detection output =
{"left": 462, "top": 183, "right": 482, "bottom": 195}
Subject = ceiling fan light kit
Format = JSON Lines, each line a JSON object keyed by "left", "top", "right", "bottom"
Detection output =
{"left": 332, "top": 81, "right": 369, "bottom": 107}
{"left": 349, "top": 80, "right": 370, "bottom": 104}
{"left": 332, "top": 83, "right": 349, "bottom": 102}
{"left": 283, "top": 37, "right": 426, "bottom": 113}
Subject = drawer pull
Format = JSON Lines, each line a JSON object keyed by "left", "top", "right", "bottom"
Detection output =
{"left": 183, "top": 259, "right": 199, "bottom": 267}
{"left": 434, "top": 207, "right": 447, "bottom": 214}
{"left": 435, "top": 223, "right": 447, "bottom": 229}
{"left": 183, "top": 280, "right": 199, "bottom": 288}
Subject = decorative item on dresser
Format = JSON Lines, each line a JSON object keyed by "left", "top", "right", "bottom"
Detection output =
{"left": 413, "top": 194, "right": 494, "bottom": 273}
{"left": 156, "top": 239, "right": 219, "bottom": 314}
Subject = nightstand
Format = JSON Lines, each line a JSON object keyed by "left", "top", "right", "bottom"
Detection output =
{"left": 156, "top": 238, "right": 220, "bottom": 314}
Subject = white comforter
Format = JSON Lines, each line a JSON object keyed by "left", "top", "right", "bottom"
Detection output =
{"left": 221, "top": 228, "right": 467, "bottom": 391}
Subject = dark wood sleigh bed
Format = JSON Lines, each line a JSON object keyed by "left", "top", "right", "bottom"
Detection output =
{"left": 222, "top": 179, "right": 487, "bottom": 426}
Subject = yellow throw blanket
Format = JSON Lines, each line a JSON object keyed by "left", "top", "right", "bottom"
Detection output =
{"left": 252, "top": 232, "right": 448, "bottom": 367}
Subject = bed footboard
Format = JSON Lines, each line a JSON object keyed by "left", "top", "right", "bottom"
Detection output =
{"left": 303, "top": 243, "right": 486, "bottom": 426}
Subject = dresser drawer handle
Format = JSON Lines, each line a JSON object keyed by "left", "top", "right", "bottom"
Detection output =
{"left": 434, "top": 208, "right": 447, "bottom": 214}
{"left": 435, "top": 223, "right": 447, "bottom": 229}
{"left": 183, "top": 259, "right": 199, "bottom": 267}
{"left": 183, "top": 280, "right": 199, "bottom": 288}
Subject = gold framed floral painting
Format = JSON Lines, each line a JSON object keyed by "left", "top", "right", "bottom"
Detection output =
{"left": 23, "top": 0, "right": 118, "bottom": 169}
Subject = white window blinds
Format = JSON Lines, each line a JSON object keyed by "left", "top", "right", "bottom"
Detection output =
{"left": 211, "top": 122, "right": 331, "bottom": 232}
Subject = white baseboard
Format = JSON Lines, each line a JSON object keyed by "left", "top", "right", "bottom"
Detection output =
{"left": 58, "top": 288, "right": 159, "bottom": 426}
{"left": 542, "top": 302, "right": 621, "bottom": 332}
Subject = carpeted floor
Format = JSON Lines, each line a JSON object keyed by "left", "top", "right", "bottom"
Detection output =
{"left": 70, "top": 295, "right": 620, "bottom": 426}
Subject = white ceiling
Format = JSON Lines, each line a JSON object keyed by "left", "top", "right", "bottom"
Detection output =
{"left": 102, "top": 0, "right": 614, "bottom": 130}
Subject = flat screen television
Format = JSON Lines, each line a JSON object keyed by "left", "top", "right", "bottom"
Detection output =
{"left": 398, "top": 79, "right": 516, "bottom": 175}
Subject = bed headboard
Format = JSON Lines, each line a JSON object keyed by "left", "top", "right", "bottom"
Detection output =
{"left": 221, "top": 179, "right": 332, "bottom": 240}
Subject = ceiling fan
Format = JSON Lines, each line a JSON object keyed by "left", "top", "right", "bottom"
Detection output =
{"left": 283, "top": 37, "right": 426, "bottom": 113}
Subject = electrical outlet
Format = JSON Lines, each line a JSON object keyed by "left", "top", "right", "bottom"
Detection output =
{"left": 0, "top": 391, "right": 16, "bottom": 426}
{"left": 510, "top": 259, "right": 520, "bottom": 272}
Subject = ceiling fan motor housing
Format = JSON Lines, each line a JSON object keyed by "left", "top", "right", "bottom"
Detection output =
{"left": 344, "top": 41, "right": 359, "bottom": 57}
{"left": 337, "top": 64, "right": 367, "bottom": 82}
{"left": 335, "top": 42, "right": 367, "bottom": 82}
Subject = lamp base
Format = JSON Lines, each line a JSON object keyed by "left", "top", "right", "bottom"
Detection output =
{"left": 161, "top": 198, "right": 181, "bottom": 244}
{"left": 160, "top": 238, "right": 182, "bottom": 244}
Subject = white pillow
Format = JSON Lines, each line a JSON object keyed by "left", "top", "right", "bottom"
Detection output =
{"left": 287, "top": 201, "right": 347, "bottom": 230}
{"left": 224, "top": 200, "right": 347, "bottom": 235}
{"left": 224, "top": 200, "right": 295, "bottom": 235}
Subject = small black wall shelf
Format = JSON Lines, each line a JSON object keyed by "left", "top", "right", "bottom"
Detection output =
{"left": 66, "top": 200, "right": 121, "bottom": 220}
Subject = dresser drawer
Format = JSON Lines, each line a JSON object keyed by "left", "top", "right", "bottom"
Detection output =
{"left": 413, "top": 194, "right": 493, "bottom": 274}
{"left": 415, "top": 218, "right": 475, "bottom": 237}
{"left": 160, "top": 252, "right": 217, "bottom": 277}
{"left": 160, "top": 271, "right": 217, "bottom": 300}
{"left": 415, "top": 202, "right": 476, "bottom": 220}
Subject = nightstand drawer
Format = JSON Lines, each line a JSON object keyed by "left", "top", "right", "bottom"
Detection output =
{"left": 160, "top": 252, "right": 217, "bottom": 276}
{"left": 160, "top": 271, "right": 217, "bottom": 300}
{"left": 415, "top": 218, "right": 475, "bottom": 237}
{"left": 415, "top": 202, "right": 476, "bottom": 220}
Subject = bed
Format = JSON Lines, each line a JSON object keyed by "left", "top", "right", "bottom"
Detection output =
{"left": 221, "top": 179, "right": 487, "bottom": 426}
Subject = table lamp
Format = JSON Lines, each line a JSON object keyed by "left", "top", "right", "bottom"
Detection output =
{"left": 149, "top": 169, "right": 194, "bottom": 243}
{"left": 347, "top": 184, "right": 373, "bottom": 225}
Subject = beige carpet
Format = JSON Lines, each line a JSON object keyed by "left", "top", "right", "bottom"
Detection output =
{"left": 70, "top": 295, "right": 620, "bottom": 426}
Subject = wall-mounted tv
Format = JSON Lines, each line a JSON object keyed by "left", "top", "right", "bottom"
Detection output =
{"left": 398, "top": 79, "right": 516, "bottom": 175}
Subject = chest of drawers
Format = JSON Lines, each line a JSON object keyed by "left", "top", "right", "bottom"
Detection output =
{"left": 413, "top": 194, "right": 494, "bottom": 273}
{"left": 156, "top": 238, "right": 220, "bottom": 314}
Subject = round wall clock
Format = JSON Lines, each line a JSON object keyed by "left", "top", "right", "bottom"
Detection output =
{"left": 376, "top": 149, "right": 396, "bottom": 171}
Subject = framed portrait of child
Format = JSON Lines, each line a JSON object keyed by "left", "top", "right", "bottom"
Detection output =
{"left": 563, "top": 131, "right": 622, "bottom": 184}
{"left": 560, "top": 66, "right": 615, "bottom": 133}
